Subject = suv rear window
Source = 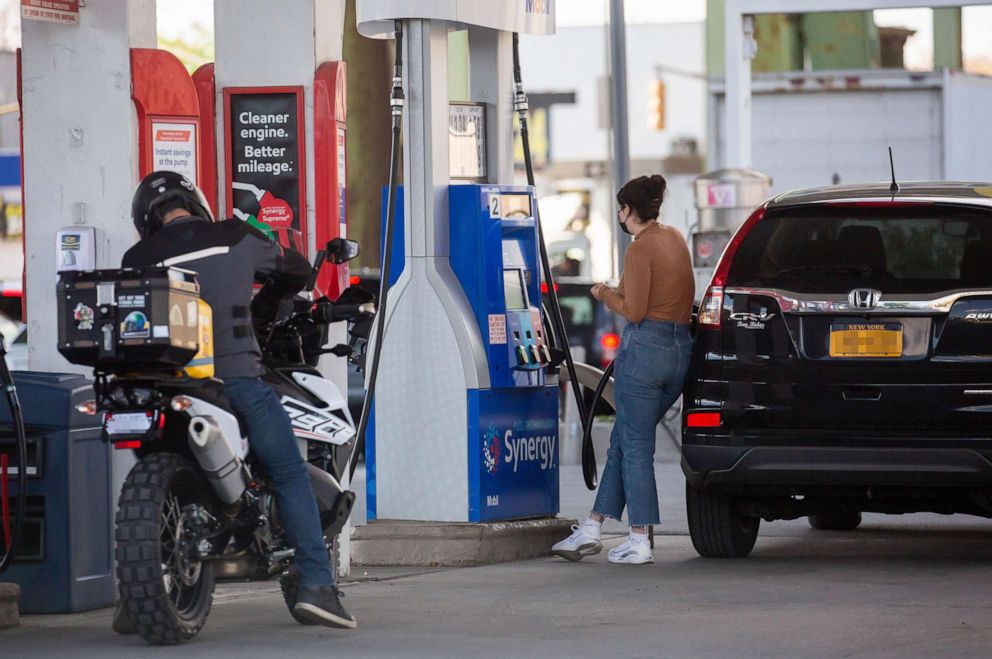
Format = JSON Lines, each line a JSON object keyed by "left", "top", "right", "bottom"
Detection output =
{"left": 726, "top": 205, "right": 992, "bottom": 294}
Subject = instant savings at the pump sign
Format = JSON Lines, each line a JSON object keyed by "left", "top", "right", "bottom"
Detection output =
{"left": 225, "top": 87, "right": 307, "bottom": 247}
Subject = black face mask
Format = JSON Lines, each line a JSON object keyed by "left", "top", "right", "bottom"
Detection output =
{"left": 618, "top": 212, "right": 632, "bottom": 236}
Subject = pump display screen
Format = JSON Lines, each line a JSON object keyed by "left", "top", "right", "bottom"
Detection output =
{"left": 503, "top": 269, "right": 528, "bottom": 310}
{"left": 499, "top": 194, "right": 532, "bottom": 218}
{"left": 489, "top": 193, "right": 533, "bottom": 219}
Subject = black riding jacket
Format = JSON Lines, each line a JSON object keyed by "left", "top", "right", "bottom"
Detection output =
{"left": 122, "top": 216, "right": 311, "bottom": 378}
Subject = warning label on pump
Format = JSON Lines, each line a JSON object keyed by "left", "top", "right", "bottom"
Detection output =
{"left": 152, "top": 122, "right": 197, "bottom": 183}
{"left": 228, "top": 92, "right": 303, "bottom": 238}
{"left": 21, "top": 0, "right": 79, "bottom": 24}
{"left": 489, "top": 314, "right": 507, "bottom": 345}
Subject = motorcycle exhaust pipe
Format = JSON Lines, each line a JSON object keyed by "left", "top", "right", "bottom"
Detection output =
{"left": 188, "top": 416, "right": 247, "bottom": 505}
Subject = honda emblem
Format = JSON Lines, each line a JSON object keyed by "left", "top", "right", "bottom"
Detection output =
{"left": 849, "top": 288, "right": 881, "bottom": 310}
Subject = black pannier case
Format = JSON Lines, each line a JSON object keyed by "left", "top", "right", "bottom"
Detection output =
{"left": 57, "top": 267, "right": 201, "bottom": 371}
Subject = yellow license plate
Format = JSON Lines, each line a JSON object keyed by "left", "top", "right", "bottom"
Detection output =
{"left": 829, "top": 323, "right": 903, "bottom": 358}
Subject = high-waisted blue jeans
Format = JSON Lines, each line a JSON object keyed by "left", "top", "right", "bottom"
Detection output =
{"left": 592, "top": 319, "right": 692, "bottom": 527}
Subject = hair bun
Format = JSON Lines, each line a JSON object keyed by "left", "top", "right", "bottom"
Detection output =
{"left": 646, "top": 175, "right": 667, "bottom": 195}
{"left": 616, "top": 174, "right": 668, "bottom": 222}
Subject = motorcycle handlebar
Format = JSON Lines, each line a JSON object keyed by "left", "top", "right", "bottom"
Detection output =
{"left": 313, "top": 299, "right": 376, "bottom": 325}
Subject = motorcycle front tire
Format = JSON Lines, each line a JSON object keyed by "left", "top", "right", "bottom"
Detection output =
{"left": 115, "top": 452, "right": 217, "bottom": 645}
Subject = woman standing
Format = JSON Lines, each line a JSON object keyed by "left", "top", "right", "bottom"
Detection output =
{"left": 552, "top": 174, "right": 694, "bottom": 565}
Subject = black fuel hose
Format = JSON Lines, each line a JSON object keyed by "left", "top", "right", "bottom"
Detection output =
{"left": 0, "top": 340, "right": 26, "bottom": 574}
{"left": 580, "top": 360, "right": 615, "bottom": 472}
{"left": 513, "top": 34, "right": 597, "bottom": 490}
{"left": 350, "top": 20, "right": 404, "bottom": 481}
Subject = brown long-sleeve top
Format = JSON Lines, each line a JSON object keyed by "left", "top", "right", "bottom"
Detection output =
{"left": 601, "top": 222, "right": 695, "bottom": 325}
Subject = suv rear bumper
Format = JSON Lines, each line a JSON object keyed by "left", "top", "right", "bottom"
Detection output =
{"left": 682, "top": 436, "right": 992, "bottom": 492}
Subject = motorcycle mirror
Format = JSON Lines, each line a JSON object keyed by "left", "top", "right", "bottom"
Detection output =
{"left": 326, "top": 238, "right": 360, "bottom": 264}
{"left": 305, "top": 250, "right": 327, "bottom": 292}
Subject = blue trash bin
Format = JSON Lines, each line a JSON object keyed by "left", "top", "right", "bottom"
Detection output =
{"left": 0, "top": 372, "right": 113, "bottom": 614}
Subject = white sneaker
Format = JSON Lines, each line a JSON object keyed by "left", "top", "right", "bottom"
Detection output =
{"left": 607, "top": 535, "right": 653, "bottom": 564}
{"left": 551, "top": 522, "right": 602, "bottom": 562}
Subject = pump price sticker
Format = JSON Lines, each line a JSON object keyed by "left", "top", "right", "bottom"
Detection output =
{"left": 489, "top": 314, "right": 507, "bottom": 345}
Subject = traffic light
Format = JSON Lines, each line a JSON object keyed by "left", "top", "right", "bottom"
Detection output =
{"left": 647, "top": 79, "right": 665, "bottom": 131}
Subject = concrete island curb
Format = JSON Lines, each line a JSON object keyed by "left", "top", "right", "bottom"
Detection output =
{"left": 352, "top": 518, "right": 577, "bottom": 567}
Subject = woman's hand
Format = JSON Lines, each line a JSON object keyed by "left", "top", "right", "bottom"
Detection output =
{"left": 591, "top": 282, "right": 609, "bottom": 301}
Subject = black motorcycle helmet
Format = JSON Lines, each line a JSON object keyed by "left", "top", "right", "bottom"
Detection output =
{"left": 132, "top": 171, "right": 214, "bottom": 239}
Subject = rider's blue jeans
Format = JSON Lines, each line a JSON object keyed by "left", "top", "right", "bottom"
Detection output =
{"left": 592, "top": 320, "right": 692, "bottom": 527}
{"left": 223, "top": 376, "right": 335, "bottom": 588}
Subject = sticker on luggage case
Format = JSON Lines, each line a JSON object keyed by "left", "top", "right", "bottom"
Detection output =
{"left": 118, "top": 294, "right": 146, "bottom": 308}
{"left": 121, "top": 311, "right": 150, "bottom": 339}
{"left": 73, "top": 302, "right": 94, "bottom": 330}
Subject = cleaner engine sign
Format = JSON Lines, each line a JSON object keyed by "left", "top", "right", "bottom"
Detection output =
{"left": 225, "top": 87, "right": 307, "bottom": 248}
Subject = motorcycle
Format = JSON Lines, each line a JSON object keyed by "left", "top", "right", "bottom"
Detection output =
{"left": 90, "top": 236, "right": 374, "bottom": 645}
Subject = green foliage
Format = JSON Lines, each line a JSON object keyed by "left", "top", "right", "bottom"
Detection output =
{"left": 158, "top": 22, "right": 214, "bottom": 73}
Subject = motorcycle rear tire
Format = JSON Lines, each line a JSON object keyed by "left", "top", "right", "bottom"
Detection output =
{"left": 115, "top": 452, "right": 217, "bottom": 645}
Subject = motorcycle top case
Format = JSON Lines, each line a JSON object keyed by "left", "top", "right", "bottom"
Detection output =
{"left": 57, "top": 267, "right": 203, "bottom": 371}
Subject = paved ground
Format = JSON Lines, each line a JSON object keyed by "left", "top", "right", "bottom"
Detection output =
{"left": 5, "top": 526, "right": 992, "bottom": 658}
{"left": 5, "top": 420, "right": 992, "bottom": 657}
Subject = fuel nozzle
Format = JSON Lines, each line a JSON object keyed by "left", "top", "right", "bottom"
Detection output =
{"left": 545, "top": 346, "right": 567, "bottom": 369}
{"left": 390, "top": 21, "right": 405, "bottom": 121}
{"left": 511, "top": 33, "right": 529, "bottom": 122}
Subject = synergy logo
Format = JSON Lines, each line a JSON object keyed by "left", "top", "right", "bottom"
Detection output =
{"left": 483, "top": 425, "right": 501, "bottom": 473}
{"left": 525, "top": 0, "right": 551, "bottom": 16}
{"left": 503, "top": 429, "right": 557, "bottom": 473}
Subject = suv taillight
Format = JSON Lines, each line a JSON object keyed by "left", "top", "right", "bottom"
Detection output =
{"left": 698, "top": 286, "right": 724, "bottom": 327}
{"left": 697, "top": 206, "right": 767, "bottom": 328}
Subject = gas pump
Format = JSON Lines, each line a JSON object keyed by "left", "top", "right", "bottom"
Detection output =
{"left": 131, "top": 49, "right": 203, "bottom": 188}
{"left": 314, "top": 61, "right": 349, "bottom": 299}
{"left": 354, "top": 2, "right": 577, "bottom": 528}
{"left": 452, "top": 186, "right": 560, "bottom": 520}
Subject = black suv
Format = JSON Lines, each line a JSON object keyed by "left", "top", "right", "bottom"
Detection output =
{"left": 682, "top": 182, "right": 992, "bottom": 557}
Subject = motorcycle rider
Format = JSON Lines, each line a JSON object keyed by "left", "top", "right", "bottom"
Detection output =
{"left": 117, "top": 171, "right": 357, "bottom": 630}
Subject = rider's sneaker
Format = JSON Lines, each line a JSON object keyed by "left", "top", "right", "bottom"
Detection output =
{"left": 607, "top": 534, "right": 653, "bottom": 564}
{"left": 294, "top": 586, "right": 358, "bottom": 629}
{"left": 551, "top": 519, "right": 603, "bottom": 561}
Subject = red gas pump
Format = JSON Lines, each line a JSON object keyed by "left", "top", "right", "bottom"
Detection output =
{"left": 314, "top": 62, "right": 348, "bottom": 300}
{"left": 130, "top": 48, "right": 205, "bottom": 192}
{"left": 192, "top": 63, "right": 219, "bottom": 217}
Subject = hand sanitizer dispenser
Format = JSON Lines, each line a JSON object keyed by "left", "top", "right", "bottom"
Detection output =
{"left": 56, "top": 227, "right": 96, "bottom": 272}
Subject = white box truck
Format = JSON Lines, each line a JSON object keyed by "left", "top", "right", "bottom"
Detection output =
{"left": 709, "top": 68, "right": 992, "bottom": 195}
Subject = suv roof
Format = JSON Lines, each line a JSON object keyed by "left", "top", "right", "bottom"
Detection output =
{"left": 768, "top": 181, "right": 992, "bottom": 209}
